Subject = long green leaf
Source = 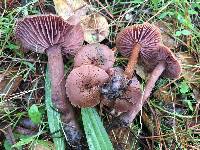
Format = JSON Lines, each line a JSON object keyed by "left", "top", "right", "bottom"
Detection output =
{"left": 45, "top": 68, "right": 65, "bottom": 150}
{"left": 81, "top": 108, "right": 113, "bottom": 150}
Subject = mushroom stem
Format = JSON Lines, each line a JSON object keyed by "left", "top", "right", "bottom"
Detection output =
{"left": 118, "top": 62, "right": 166, "bottom": 125}
{"left": 47, "top": 45, "right": 68, "bottom": 112}
{"left": 142, "top": 61, "right": 166, "bottom": 102}
{"left": 46, "top": 45, "right": 82, "bottom": 146}
{"left": 124, "top": 43, "right": 140, "bottom": 79}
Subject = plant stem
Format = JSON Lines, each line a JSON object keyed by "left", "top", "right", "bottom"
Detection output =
{"left": 124, "top": 43, "right": 140, "bottom": 79}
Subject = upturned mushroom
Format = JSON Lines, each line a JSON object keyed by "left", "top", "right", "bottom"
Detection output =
{"left": 74, "top": 43, "right": 115, "bottom": 72}
{"left": 116, "top": 22, "right": 162, "bottom": 79}
{"left": 115, "top": 44, "right": 181, "bottom": 126}
{"left": 15, "top": 14, "right": 84, "bottom": 147}
{"left": 66, "top": 65, "right": 109, "bottom": 107}
{"left": 140, "top": 44, "right": 181, "bottom": 102}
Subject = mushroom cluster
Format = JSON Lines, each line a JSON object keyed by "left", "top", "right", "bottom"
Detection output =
{"left": 108, "top": 22, "right": 181, "bottom": 127}
{"left": 66, "top": 43, "right": 115, "bottom": 107}
{"left": 66, "top": 43, "right": 142, "bottom": 113}
{"left": 15, "top": 13, "right": 181, "bottom": 146}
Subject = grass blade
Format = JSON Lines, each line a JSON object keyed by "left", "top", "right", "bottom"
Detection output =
{"left": 81, "top": 108, "right": 113, "bottom": 150}
{"left": 45, "top": 68, "right": 65, "bottom": 150}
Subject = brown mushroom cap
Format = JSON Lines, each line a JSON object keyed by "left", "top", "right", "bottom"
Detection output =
{"left": 74, "top": 43, "right": 115, "bottom": 71}
{"left": 15, "top": 14, "right": 84, "bottom": 55}
{"left": 66, "top": 65, "right": 109, "bottom": 107}
{"left": 101, "top": 67, "right": 142, "bottom": 112}
{"left": 116, "top": 22, "right": 162, "bottom": 58}
{"left": 140, "top": 44, "right": 181, "bottom": 79}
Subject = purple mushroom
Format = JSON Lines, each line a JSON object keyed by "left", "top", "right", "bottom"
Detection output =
{"left": 116, "top": 22, "right": 162, "bottom": 79}
{"left": 15, "top": 14, "right": 84, "bottom": 147}
{"left": 116, "top": 44, "right": 181, "bottom": 126}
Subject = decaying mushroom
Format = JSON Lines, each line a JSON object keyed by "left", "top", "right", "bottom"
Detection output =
{"left": 81, "top": 13, "right": 109, "bottom": 43}
{"left": 15, "top": 14, "right": 84, "bottom": 147}
{"left": 116, "top": 22, "right": 162, "bottom": 79}
{"left": 66, "top": 65, "right": 109, "bottom": 107}
{"left": 74, "top": 43, "right": 115, "bottom": 72}
{"left": 113, "top": 44, "right": 181, "bottom": 127}
{"left": 101, "top": 67, "right": 142, "bottom": 112}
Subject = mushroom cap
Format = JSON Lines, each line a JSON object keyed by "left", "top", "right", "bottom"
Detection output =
{"left": 140, "top": 44, "right": 181, "bottom": 79}
{"left": 74, "top": 43, "right": 115, "bottom": 71}
{"left": 15, "top": 14, "right": 84, "bottom": 55}
{"left": 66, "top": 65, "right": 109, "bottom": 107}
{"left": 101, "top": 67, "right": 142, "bottom": 112}
{"left": 116, "top": 22, "right": 162, "bottom": 58}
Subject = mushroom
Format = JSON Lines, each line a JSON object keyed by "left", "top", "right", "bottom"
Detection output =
{"left": 116, "top": 22, "right": 162, "bottom": 79}
{"left": 15, "top": 15, "right": 84, "bottom": 146}
{"left": 101, "top": 67, "right": 142, "bottom": 112}
{"left": 114, "top": 44, "right": 181, "bottom": 127}
{"left": 140, "top": 44, "right": 181, "bottom": 102}
{"left": 100, "top": 23, "right": 161, "bottom": 110}
{"left": 66, "top": 65, "right": 109, "bottom": 107}
{"left": 74, "top": 43, "right": 115, "bottom": 72}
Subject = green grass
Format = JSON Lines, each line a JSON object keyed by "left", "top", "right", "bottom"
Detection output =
{"left": 0, "top": 0, "right": 199, "bottom": 149}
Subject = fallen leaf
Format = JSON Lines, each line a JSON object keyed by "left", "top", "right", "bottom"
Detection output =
{"left": 154, "top": 86, "right": 173, "bottom": 102}
{"left": 191, "top": 85, "right": 200, "bottom": 103}
{"left": 53, "top": 0, "right": 87, "bottom": 21}
{"left": 1, "top": 124, "right": 16, "bottom": 146}
{"left": 177, "top": 52, "right": 200, "bottom": 83}
{"left": 53, "top": 0, "right": 110, "bottom": 43}
{"left": 135, "top": 64, "right": 147, "bottom": 80}
{"left": 0, "top": 68, "right": 22, "bottom": 98}
{"left": 154, "top": 21, "right": 177, "bottom": 49}
{"left": 33, "top": 141, "right": 55, "bottom": 150}
{"left": 66, "top": 5, "right": 89, "bottom": 25}
{"left": 109, "top": 128, "right": 133, "bottom": 150}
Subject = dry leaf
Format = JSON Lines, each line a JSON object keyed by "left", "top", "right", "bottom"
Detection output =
{"left": 0, "top": 68, "right": 22, "bottom": 98}
{"left": 177, "top": 52, "right": 200, "bottom": 83}
{"left": 109, "top": 128, "right": 133, "bottom": 150}
{"left": 154, "top": 21, "right": 177, "bottom": 49}
{"left": 33, "top": 141, "right": 55, "bottom": 150}
{"left": 53, "top": 0, "right": 86, "bottom": 20}
{"left": 53, "top": 0, "right": 110, "bottom": 43}
{"left": 192, "top": 86, "right": 200, "bottom": 103}
{"left": 135, "top": 64, "right": 147, "bottom": 80}
{"left": 81, "top": 13, "right": 109, "bottom": 43}
{"left": 154, "top": 87, "right": 173, "bottom": 102}
{"left": 66, "top": 5, "right": 89, "bottom": 25}
{"left": 2, "top": 125, "right": 16, "bottom": 146}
